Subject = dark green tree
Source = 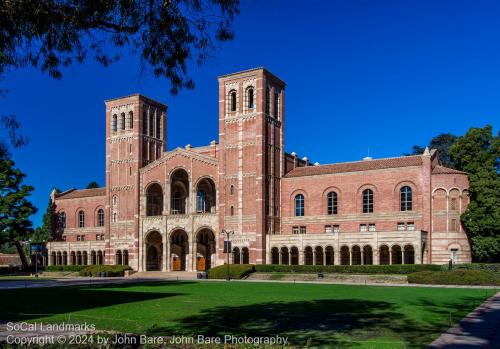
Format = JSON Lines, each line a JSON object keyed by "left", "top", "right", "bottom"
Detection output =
{"left": 0, "top": 158, "right": 37, "bottom": 268}
{"left": 32, "top": 199, "right": 56, "bottom": 243}
{"left": 86, "top": 181, "right": 99, "bottom": 189}
{"left": 449, "top": 125, "right": 500, "bottom": 262}
{"left": 410, "top": 133, "right": 458, "bottom": 168}
{"left": 0, "top": 0, "right": 239, "bottom": 95}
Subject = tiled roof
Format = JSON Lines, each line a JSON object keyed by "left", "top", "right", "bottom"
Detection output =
{"left": 432, "top": 165, "right": 467, "bottom": 175}
{"left": 284, "top": 156, "right": 423, "bottom": 178}
{"left": 56, "top": 188, "right": 106, "bottom": 199}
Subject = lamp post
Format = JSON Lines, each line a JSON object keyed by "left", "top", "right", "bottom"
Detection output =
{"left": 220, "top": 229, "right": 234, "bottom": 281}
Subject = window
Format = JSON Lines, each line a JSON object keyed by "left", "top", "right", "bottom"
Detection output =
{"left": 400, "top": 186, "right": 412, "bottom": 211}
{"left": 274, "top": 91, "right": 279, "bottom": 119}
{"left": 96, "top": 234, "right": 101, "bottom": 241}
{"left": 230, "top": 206, "right": 234, "bottom": 216}
{"left": 450, "top": 219, "right": 457, "bottom": 231}
{"left": 120, "top": 113, "right": 126, "bottom": 130}
{"left": 325, "top": 225, "right": 333, "bottom": 233}
{"left": 327, "top": 191, "right": 338, "bottom": 215}
{"left": 451, "top": 198, "right": 457, "bottom": 210}
{"left": 142, "top": 109, "right": 148, "bottom": 135}
{"left": 292, "top": 226, "right": 299, "bottom": 234}
{"left": 362, "top": 189, "right": 373, "bottom": 213}
{"left": 149, "top": 109, "right": 154, "bottom": 137}
{"left": 300, "top": 226, "right": 307, "bottom": 234}
{"left": 196, "top": 190, "right": 206, "bottom": 213}
{"left": 230, "top": 91, "right": 237, "bottom": 112}
{"left": 60, "top": 212, "right": 66, "bottom": 229}
{"left": 333, "top": 225, "right": 340, "bottom": 233}
{"left": 77, "top": 235, "right": 81, "bottom": 241}
{"left": 112, "top": 114, "right": 117, "bottom": 132}
{"left": 397, "top": 222, "right": 406, "bottom": 231}
{"left": 156, "top": 111, "right": 161, "bottom": 138}
{"left": 112, "top": 196, "right": 118, "bottom": 206}
{"left": 128, "top": 111, "right": 133, "bottom": 129}
{"left": 230, "top": 185, "right": 234, "bottom": 195}
{"left": 359, "top": 224, "right": 367, "bottom": 232}
{"left": 78, "top": 210, "right": 85, "bottom": 228}
{"left": 265, "top": 87, "right": 270, "bottom": 115}
{"left": 247, "top": 88, "right": 254, "bottom": 109}
{"left": 450, "top": 248, "right": 459, "bottom": 263}
{"left": 97, "top": 209, "right": 104, "bottom": 227}
{"left": 407, "top": 222, "right": 415, "bottom": 231}
{"left": 369, "top": 223, "right": 376, "bottom": 232}
{"left": 295, "top": 194, "right": 304, "bottom": 216}
{"left": 113, "top": 212, "right": 117, "bottom": 222}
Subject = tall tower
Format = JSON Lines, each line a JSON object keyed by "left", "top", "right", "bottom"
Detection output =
{"left": 104, "top": 94, "right": 167, "bottom": 268}
{"left": 217, "top": 68, "right": 285, "bottom": 264}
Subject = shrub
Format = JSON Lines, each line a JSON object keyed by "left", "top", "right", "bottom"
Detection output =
{"left": 408, "top": 270, "right": 500, "bottom": 286}
{"left": 45, "top": 265, "right": 87, "bottom": 272}
{"left": 254, "top": 264, "right": 442, "bottom": 275}
{"left": 79, "top": 265, "right": 132, "bottom": 277}
{"left": 208, "top": 264, "right": 255, "bottom": 279}
{"left": 450, "top": 263, "right": 500, "bottom": 277}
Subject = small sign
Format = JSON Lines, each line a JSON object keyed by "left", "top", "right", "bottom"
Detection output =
{"left": 223, "top": 241, "right": 232, "bottom": 253}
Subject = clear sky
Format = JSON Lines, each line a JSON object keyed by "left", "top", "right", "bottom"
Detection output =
{"left": 2, "top": 0, "right": 499, "bottom": 227}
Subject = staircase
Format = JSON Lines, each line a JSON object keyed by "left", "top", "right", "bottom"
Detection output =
{"left": 129, "top": 271, "right": 199, "bottom": 280}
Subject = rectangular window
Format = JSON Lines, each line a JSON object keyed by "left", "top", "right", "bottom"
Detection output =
{"left": 451, "top": 198, "right": 457, "bottom": 210}
{"left": 359, "top": 224, "right": 367, "bottom": 232}
{"left": 274, "top": 92, "right": 279, "bottom": 119}
{"left": 407, "top": 222, "right": 415, "bottom": 231}
{"left": 325, "top": 225, "right": 333, "bottom": 234}
{"left": 77, "top": 235, "right": 81, "bottom": 241}
{"left": 450, "top": 219, "right": 457, "bottom": 231}
{"left": 96, "top": 234, "right": 100, "bottom": 241}
{"left": 265, "top": 87, "right": 270, "bottom": 115}
{"left": 300, "top": 226, "right": 307, "bottom": 234}
{"left": 292, "top": 226, "right": 299, "bottom": 234}
{"left": 369, "top": 223, "right": 376, "bottom": 232}
{"left": 397, "top": 222, "right": 406, "bottom": 231}
{"left": 333, "top": 225, "right": 340, "bottom": 233}
{"left": 81, "top": 235, "right": 85, "bottom": 241}
{"left": 101, "top": 234, "right": 105, "bottom": 240}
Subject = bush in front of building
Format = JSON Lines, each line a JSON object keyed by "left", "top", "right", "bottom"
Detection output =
{"left": 450, "top": 263, "right": 500, "bottom": 276}
{"left": 254, "top": 264, "right": 442, "bottom": 275}
{"left": 79, "top": 265, "right": 131, "bottom": 277}
{"left": 208, "top": 264, "right": 255, "bottom": 279}
{"left": 408, "top": 270, "right": 500, "bottom": 286}
{"left": 45, "top": 265, "right": 87, "bottom": 272}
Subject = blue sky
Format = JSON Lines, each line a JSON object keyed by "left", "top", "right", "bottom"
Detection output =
{"left": 2, "top": 0, "right": 499, "bottom": 226}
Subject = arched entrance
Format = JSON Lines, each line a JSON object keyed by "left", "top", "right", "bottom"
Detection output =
{"left": 241, "top": 247, "right": 249, "bottom": 264}
{"left": 340, "top": 246, "right": 350, "bottom": 265}
{"left": 379, "top": 245, "right": 390, "bottom": 265}
{"left": 196, "top": 178, "right": 216, "bottom": 213}
{"left": 392, "top": 245, "right": 402, "bottom": 264}
{"left": 170, "top": 229, "right": 188, "bottom": 271}
{"left": 271, "top": 247, "right": 279, "bottom": 264}
{"left": 145, "top": 231, "right": 163, "bottom": 271}
{"left": 233, "top": 247, "right": 241, "bottom": 264}
{"left": 196, "top": 229, "right": 215, "bottom": 271}
{"left": 170, "top": 169, "right": 189, "bottom": 214}
{"left": 304, "top": 246, "right": 313, "bottom": 265}
{"left": 314, "top": 246, "right": 324, "bottom": 265}
{"left": 290, "top": 246, "right": 299, "bottom": 265}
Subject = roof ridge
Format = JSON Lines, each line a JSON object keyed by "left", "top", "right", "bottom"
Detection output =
{"left": 293, "top": 154, "right": 423, "bottom": 169}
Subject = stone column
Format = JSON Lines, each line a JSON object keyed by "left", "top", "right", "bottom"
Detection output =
{"left": 299, "top": 250, "right": 304, "bottom": 265}
{"left": 323, "top": 250, "right": 326, "bottom": 265}
{"left": 163, "top": 234, "right": 168, "bottom": 271}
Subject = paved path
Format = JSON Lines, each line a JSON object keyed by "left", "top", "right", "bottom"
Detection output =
{"left": 429, "top": 292, "right": 500, "bottom": 349}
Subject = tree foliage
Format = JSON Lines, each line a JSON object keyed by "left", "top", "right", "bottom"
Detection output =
{"left": 86, "top": 181, "right": 99, "bottom": 189}
{"left": 0, "top": 158, "right": 37, "bottom": 268}
{"left": 0, "top": 0, "right": 239, "bottom": 94}
{"left": 0, "top": 115, "right": 29, "bottom": 160}
{"left": 449, "top": 125, "right": 500, "bottom": 262}
{"left": 410, "top": 133, "right": 458, "bottom": 168}
{"left": 32, "top": 199, "right": 55, "bottom": 243}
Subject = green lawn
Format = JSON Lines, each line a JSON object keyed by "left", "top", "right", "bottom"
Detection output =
{"left": 0, "top": 281, "right": 496, "bottom": 348}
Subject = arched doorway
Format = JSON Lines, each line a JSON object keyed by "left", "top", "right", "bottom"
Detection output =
{"left": 170, "top": 229, "right": 188, "bottom": 271}
{"left": 340, "top": 246, "right": 350, "bottom": 265}
{"left": 90, "top": 251, "right": 96, "bottom": 265}
{"left": 170, "top": 169, "right": 189, "bottom": 214}
{"left": 314, "top": 246, "right": 324, "bottom": 265}
{"left": 146, "top": 183, "right": 163, "bottom": 216}
{"left": 196, "top": 229, "right": 215, "bottom": 271}
{"left": 351, "top": 246, "right": 361, "bottom": 265}
{"left": 392, "top": 245, "right": 402, "bottom": 264}
{"left": 304, "top": 246, "right": 313, "bottom": 265}
{"left": 325, "top": 246, "right": 334, "bottom": 265}
{"left": 146, "top": 231, "right": 163, "bottom": 271}
{"left": 363, "top": 245, "right": 373, "bottom": 265}
{"left": 241, "top": 247, "right": 249, "bottom": 264}
{"left": 404, "top": 245, "right": 415, "bottom": 264}
{"left": 196, "top": 178, "right": 216, "bottom": 213}
{"left": 76, "top": 251, "right": 82, "bottom": 265}
{"left": 281, "top": 247, "right": 289, "bottom": 265}
{"left": 62, "top": 251, "right": 68, "bottom": 265}
{"left": 379, "top": 245, "right": 390, "bottom": 265}
{"left": 70, "top": 251, "right": 76, "bottom": 265}
{"left": 291, "top": 246, "right": 299, "bottom": 265}
{"left": 97, "top": 251, "right": 103, "bottom": 265}
{"left": 233, "top": 247, "right": 241, "bottom": 264}
{"left": 116, "top": 250, "right": 122, "bottom": 265}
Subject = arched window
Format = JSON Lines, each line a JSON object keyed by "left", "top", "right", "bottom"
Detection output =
{"left": 230, "top": 91, "right": 237, "bottom": 112}
{"left": 400, "top": 186, "right": 413, "bottom": 211}
{"left": 97, "top": 209, "right": 104, "bottom": 227}
{"left": 78, "top": 210, "right": 85, "bottom": 228}
{"left": 116, "top": 250, "right": 122, "bottom": 265}
{"left": 265, "top": 87, "right": 270, "bottom": 115}
{"left": 112, "top": 195, "right": 118, "bottom": 206}
{"left": 123, "top": 250, "right": 129, "bottom": 265}
{"left": 156, "top": 111, "right": 161, "bottom": 138}
{"left": 128, "top": 111, "right": 133, "bottom": 129}
{"left": 112, "top": 114, "right": 117, "bottom": 132}
{"left": 230, "top": 206, "right": 234, "bottom": 216}
{"left": 295, "top": 194, "right": 304, "bottom": 216}
{"left": 120, "top": 112, "right": 126, "bottom": 130}
{"left": 327, "top": 192, "right": 338, "bottom": 215}
{"left": 149, "top": 109, "right": 154, "bottom": 137}
{"left": 248, "top": 88, "right": 254, "bottom": 109}
{"left": 60, "top": 212, "right": 66, "bottom": 229}
{"left": 362, "top": 189, "right": 373, "bottom": 213}
{"left": 146, "top": 183, "right": 163, "bottom": 216}
{"left": 113, "top": 212, "right": 117, "bottom": 222}
{"left": 142, "top": 109, "right": 148, "bottom": 135}
{"left": 196, "top": 190, "right": 206, "bottom": 213}
{"left": 274, "top": 91, "right": 279, "bottom": 119}
{"left": 230, "top": 185, "right": 234, "bottom": 195}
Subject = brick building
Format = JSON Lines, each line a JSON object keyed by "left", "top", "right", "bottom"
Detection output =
{"left": 47, "top": 67, "right": 472, "bottom": 270}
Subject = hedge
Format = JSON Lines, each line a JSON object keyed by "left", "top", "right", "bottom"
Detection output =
{"left": 79, "top": 265, "right": 132, "bottom": 277}
{"left": 254, "top": 264, "right": 442, "bottom": 275}
{"left": 45, "top": 265, "right": 87, "bottom": 272}
{"left": 408, "top": 270, "right": 500, "bottom": 286}
{"left": 208, "top": 264, "right": 255, "bottom": 279}
{"left": 450, "top": 263, "right": 500, "bottom": 276}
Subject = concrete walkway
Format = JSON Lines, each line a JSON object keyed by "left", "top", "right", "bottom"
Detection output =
{"left": 429, "top": 292, "right": 500, "bottom": 349}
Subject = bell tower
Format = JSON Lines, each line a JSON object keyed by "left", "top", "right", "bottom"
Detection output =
{"left": 217, "top": 68, "right": 285, "bottom": 264}
{"left": 104, "top": 94, "right": 167, "bottom": 268}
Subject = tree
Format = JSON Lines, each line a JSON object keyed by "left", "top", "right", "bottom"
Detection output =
{"left": 449, "top": 125, "right": 500, "bottom": 262}
{"left": 409, "top": 133, "right": 458, "bottom": 168}
{"left": 0, "top": 0, "right": 239, "bottom": 95}
{"left": 32, "top": 199, "right": 55, "bottom": 243}
{"left": 0, "top": 158, "right": 37, "bottom": 269}
{"left": 0, "top": 115, "right": 29, "bottom": 160}
{"left": 86, "top": 181, "right": 99, "bottom": 189}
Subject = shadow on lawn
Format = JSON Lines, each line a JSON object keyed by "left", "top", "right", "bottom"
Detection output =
{"left": 0, "top": 283, "right": 188, "bottom": 322}
{"left": 146, "top": 298, "right": 438, "bottom": 347}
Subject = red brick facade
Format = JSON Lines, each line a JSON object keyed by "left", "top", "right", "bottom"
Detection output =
{"left": 47, "top": 67, "right": 471, "bottom": 270}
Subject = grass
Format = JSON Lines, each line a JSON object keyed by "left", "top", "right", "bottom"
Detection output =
{"left": 0, "top": 281, "right": 496, "bottom": 348}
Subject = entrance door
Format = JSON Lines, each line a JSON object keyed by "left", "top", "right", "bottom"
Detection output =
{"left": 196, "top": 256, "right": 206, "bottom": 271}
{"left": 172, "top": 256, "right": 181, "bottom": 271}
